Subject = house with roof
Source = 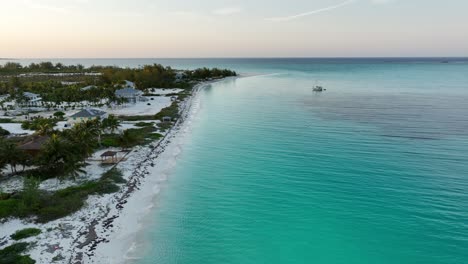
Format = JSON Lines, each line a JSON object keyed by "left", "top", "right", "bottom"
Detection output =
{"left": 68, "top": 108, "right": 108, "bottom": 125}
{"left": 22, "top": 92, "right": 42, "bottom": 106}
{"left": 18, "top": 136, "right": 49, "bottom": 157}
{"left": 115, "top": 87, "right": 146, "bottom": 103}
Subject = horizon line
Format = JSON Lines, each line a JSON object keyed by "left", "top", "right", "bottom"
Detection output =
{"left": 2, "top": 56, "right": 468, "bottom": 60}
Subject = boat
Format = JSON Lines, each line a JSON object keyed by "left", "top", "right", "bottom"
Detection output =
{"left": 312, "top": 81, "right": 325, "bottom": 92}
{"left": 312, "top": 86, "right": 324, "bottom": 92}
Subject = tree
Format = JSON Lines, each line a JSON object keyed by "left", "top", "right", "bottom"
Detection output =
{"left": 0, "top": 127, "right": 10, "bottom": 137}
{"left": 35, "top": 119, "right": 54, "bottom": 136}
{"left": 53, "top": 111, "right": 65, "bottom": 119}
{"left": 38, "top": 134, "right": 84, "bottom": 180}
{"left": 118, "top": 130, "right": 139, "bottom": 150}
{"left": 0, "top": 139, "right": 27, "bottom": 174}
{"left": 64, "top": 120, "right": 100, "bottom": 158}
{"left": 102, "top": 115, "right": 120, "bottom": 134}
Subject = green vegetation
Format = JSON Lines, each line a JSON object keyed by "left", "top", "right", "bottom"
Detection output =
{"left": 0, "top": 118, "right": 16, "bottom": 123}
{"left": 188, "top": 67, "right": 237, "bottom": 80}
{"left": 0, "top": 168, "right": 124, "bottom": 223}
{"left": 0, "top": 61, "right": 237, "bottom": 225}
{"left": 0, "top": 138, "right": 29, "bottom": 174}
{"left": 0, "top": 61, "right": 85, "bottom": 75}
{"left": 0, "top": 127, "right": 10, "bottom": 137}
{"left": 53, "top": 111, "right": 65, "bottom": 119}
{"left": 157, "top": 121, "right": 172, "bottom": 132}
{"left": 10, "top": 228, "right": 42, "bottom": 241}
{"left": 154, "top": 102, "right": 179, "bottom": 121}
{"left": 0, "top": 61, "right": 236, "bottom": 109}
{"left": 101, "top": 134, "right": 120, "bottom": 148}
{"left": 134, "top": 122, "right": 154, "bottom": 127}
{"left": 118, "top": 115, "right": 156, "bottom": 122}
{"left": 100, "top": 64, "right": 177, "bottom": 89}
{"left": 0, "top": 242, "right": 35, "bottom": 264}
{"left": 21, "top": 118, "right": 57, "bottom": 135}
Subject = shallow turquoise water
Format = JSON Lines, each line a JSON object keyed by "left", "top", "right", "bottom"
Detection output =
{"left": 132, "top": 60, "right": 468, "bottom": 264}
{"left": 7, "top": 58, "right": 468, "bottom": 263}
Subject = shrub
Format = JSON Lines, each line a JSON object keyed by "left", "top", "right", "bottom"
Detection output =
{"left": 118, "top": 115, "right": 155, "bottom": 122}
{"left": 134, "top": 122, "right": 154, "bottom": 127}
{"left": 11, "top": 228, "right": 42, "bottom": 241}
{"left": 0, "top": 118, "right": 15, "bottom": 123}
{"left": 53, "top": 111, "right": 65, "bottom": 119}
{"left": 0, "top": 169, "right": 124, "bottom": 223}
{"left": 0, "top": 127, "right": 10, "bottom": 136}
{"left": 0, "top": 243, "right": 35, "bottom": 264}
{"left": 101, "top": 134, "right": 120, "bottom": 148}
{"left": 101, "top": 168, "right": 126, "bottom": 184}
{"left": 154, "top": 102, "right": 179, "bottom": 121}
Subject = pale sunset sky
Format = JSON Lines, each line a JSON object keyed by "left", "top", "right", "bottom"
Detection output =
{"left": 1, "top": 0, "right": 467, "bottom": 58}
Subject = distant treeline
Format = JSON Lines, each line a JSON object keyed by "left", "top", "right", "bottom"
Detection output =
{"left": 0, "top": 62, "right": 87, "bottom": 75}
{"left": 0, "top": 62, "right": 237, "bottom": 104}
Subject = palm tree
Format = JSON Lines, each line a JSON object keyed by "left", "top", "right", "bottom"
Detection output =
{"left": 118, "top": 130, "right": 139, "bottom": 150}
{"left": 102, "top": 114, "right": 120, "bottom": 134}
{"left": 64, "top": 121, "right": 100, "bottom": 158}
{"left": 0, "top": 139, "right": 27, "bottom": 174}
{"left": 38, "top": 134, "right": 84, "bottom": 180}
{"left": 35, "top": 119, "right": 54, "bottom": 136}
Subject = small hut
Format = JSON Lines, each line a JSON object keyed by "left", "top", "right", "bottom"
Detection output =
{"left": 18, "top": 136, "right": 49, "bottom": 157}
{"left": 162, "top": 116, "right": 172, "bottom": 123}
{"left": 100, "top": 151, "right": 119, "bottom": 164}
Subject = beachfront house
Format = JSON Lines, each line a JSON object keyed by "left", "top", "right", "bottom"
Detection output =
{"left": 115, "top": 87, "right": 145, "bottom": 103}
{"left": 68, "top": 108, "right": 108, "bottom": 126}
{"left": 22, "top": 92, "right": 42, "bottom": 106}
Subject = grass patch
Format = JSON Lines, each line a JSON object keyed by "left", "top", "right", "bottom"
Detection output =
{"left": 0, "top": 118, "right": 17, "bottom": 123}
{"left": 0, "top": 169, "right": 124, "bottom": 223}
{"left": 118, "top": 115, "right": 156, "bottom": 122}
{"left": 134, "top": 122, "right": 154, "bottom": 127}
{"left": 10, "top": 228, "right": 42, "bottom": 241}
{"left": 154, "top": 102, "right": 179, "bottom": 121}
{"left": 157, "top": 121, "right": 172, "bottom": 132}
{"left": 101, "top": 168, "right": 126, "bottom": 184}
{"left": 125, "top": 127, "right": 164, "bottom": 146}
{"left": 101, "top": 134, "right": 120, "bottom": 148}
{"left": 0, "top": 243, "right": 35, "bottom": 264}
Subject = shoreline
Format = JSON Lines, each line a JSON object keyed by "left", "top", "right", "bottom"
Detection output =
{"left": 0, "top": 77, "right": 234, "bottom": 264}
{"left": 72, "top": 78, "right": 233, "bottom": 263}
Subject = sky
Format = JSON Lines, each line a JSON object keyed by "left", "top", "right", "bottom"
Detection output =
{"left": 1, "top": 0, "right": 468, "bottom": 58}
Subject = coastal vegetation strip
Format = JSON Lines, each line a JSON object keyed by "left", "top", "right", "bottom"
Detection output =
{"left": 0, "top": 61, "right": 237, "bottom": 263}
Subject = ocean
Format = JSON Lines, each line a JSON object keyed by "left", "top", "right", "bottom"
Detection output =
{"left": 5, "top": 58, "right": 468, "bottom": 263}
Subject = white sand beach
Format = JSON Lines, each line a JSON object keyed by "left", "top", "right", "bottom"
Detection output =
{"left": 0, "top": 80, "right": 220, "bottom": 264}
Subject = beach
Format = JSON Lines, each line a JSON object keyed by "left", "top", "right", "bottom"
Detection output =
{"left": 0, "top": 80, "right": 211, "bottom": 263}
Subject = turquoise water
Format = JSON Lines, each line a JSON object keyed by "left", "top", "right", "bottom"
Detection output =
{"left": 135, "top": 60, "right": 468, "bottom": 264}
{"left": 5, "top": 58, "right": 468, "bottom": 263}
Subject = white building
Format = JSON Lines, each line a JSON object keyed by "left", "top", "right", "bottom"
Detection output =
{"left": 115, "top": 88, "right": 146, "bottom": 103}
{"left": 68, "top": 108, "right": 108, "bottom": 126}
{"left": 22, "top": 92, "right": 42, "bottom": 106}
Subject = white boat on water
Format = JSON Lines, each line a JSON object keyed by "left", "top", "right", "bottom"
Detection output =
{"left": 312, "top": 81, "right": 325, "bottom": 92}
{"left": 312, "top": 85, "right": 324, "bottom": 92}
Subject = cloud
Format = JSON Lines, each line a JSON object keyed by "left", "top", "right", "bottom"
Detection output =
{"left": 265, "top": 0, "right": 356, "bottom": 21}
{"left": 212, "top": 7, "right": 241, "bottom": 15}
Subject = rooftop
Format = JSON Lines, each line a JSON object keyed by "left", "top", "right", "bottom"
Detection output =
{"left": 115, "top": 87, "right": 143, "bottom": 97}
{"left": 18, "top": 136, "right": 49, "bottom": 151}
{"left": 70, "top": 108, "right": 107, "bottom": 118}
